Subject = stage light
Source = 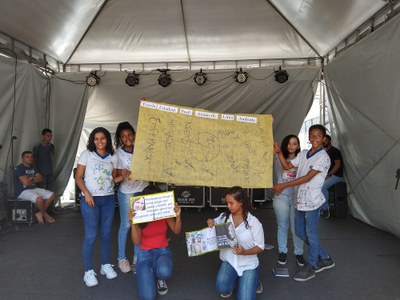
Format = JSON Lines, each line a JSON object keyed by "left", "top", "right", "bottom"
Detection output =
{"left": 157, "top": 69, "right": 171, "bottom": 87}
{"left": 194, "top": 69, "right": 207, "bottom": 85}
{"left": 125, "top": 71, "right": 139, "bottom": 86}
{"left": 86, "top": 70, "right": 100, "bottom": 87}
{"left": 274, "top": 66, "right": 289, "bottom": 83}
{"left": 235, "top": 68, "right": 248, "bottom": 83}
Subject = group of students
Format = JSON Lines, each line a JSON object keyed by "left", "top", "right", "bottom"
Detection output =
{"left": 74, "top": 122, "right": 182, "bottom": 300}
{"left": 272, "top": 124, "right": 336, "bottom": 283}
{"left": 74, "top": 122, "right": 336, "bottom": 300}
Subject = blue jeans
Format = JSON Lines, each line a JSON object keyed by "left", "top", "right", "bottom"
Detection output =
{"left": 216, "top": 261, "right": 259, "bottom": 300}
{"left": 81, "top": 195, "right": 115, "bottom": 270}
{"left": 295, "top": 209, "right": 329, "bottom": 269}
{"left": 118, "top": 191, "right": 140, "bottom": 261}
{"left": 136, "top": 247, "right": 173, "bottom": 300}
{"left": 273, "top": 193, "right": 303, "bottom": 255}
{"left": 321, "top": 175, "right": 344, "bottom": 210}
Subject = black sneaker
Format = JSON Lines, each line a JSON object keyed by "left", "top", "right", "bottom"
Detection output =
{"left": 315, "top": 257, "right": 335, "bottom": 273}
{"left": 130, "top": 263, "right": 137, "bottom": 274}
{"left": 320, "top": 209, "right": 330, "bottom": 219}
{"left": 256, "top": 280, "right": 263, "bottom": 294}
{"left": 295, "top": 254, "right": 305, "bottom": 267}
{"left": 157, "top": 279, "right": 168, "bottom": 295}
{"left": 293, "top": 265, "right": 315, "bottom": 282}
{"left": 278, "top": 252, "right": 287, "bottom": 265}
{"left": 220, "top": 290, "right": 232, "bottom": 298}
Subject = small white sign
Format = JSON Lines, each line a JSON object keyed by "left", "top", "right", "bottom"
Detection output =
{"left": 236, "top": 115, "right": 257, "bottom": 123}
{"left": 221, "top": 114, "right": 235, "bottom": 121}
{"left": 131, "top": 191, "right": 176, "bottom": 224}
{"left": 195, "top": 111, "right": 219, "bottom": 119}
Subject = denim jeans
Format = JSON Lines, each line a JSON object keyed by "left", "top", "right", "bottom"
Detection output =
{"left": 118, "top": 191, "right": 140, "bottom": 261}
{"left": 216, "top": 261, "right": 259, "bottom": 300}
{"left": 273, "top": 193, "right": 303, "bottom": 255}
{"left": 81, "top": 194, "right": 115, "bottom": 270}
{"left": 136, "top": 247, "right": 173, "bottom": 300}
{"left": 295, "top": 208, "right": 329, "bottom": 269}
{"left": 321, "top": 175, "right": 344, "bottom": 210}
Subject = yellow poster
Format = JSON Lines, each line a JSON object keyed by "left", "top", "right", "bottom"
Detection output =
{"left": 130, "top": 99, "right": 273, "bottom": 188}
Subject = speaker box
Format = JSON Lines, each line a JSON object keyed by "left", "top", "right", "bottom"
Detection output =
{"left": 7, "top": 199, "right": 36, "bottom": 224}
{"left": 209, "top": 187, "right": 228, "bottom": 208}
{"left": 328, "top": 182, "right": 347, "bottom": 218}
{"left": 209, "top": 187, "right": 250, "bottom": 208}
{"left": 168, "top": 185, "right": 205, "bottom": 208}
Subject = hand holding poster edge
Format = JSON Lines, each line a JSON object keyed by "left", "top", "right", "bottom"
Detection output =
{"left": 130, "top": 190, "right": 176, "bottom": 224}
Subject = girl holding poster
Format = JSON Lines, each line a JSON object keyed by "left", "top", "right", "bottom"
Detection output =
{"left": 114, "top": 121, "right": 148, "bottom": 273}
{"left": 207, "top": 186, "right": 264, "bottom": 299}
{"left": 129, "top": 185, "right": 182, "bottom": 300}
{"left": 273, "top": 134, "right": 305, "bottom": 266}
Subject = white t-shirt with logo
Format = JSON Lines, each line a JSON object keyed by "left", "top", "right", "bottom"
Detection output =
{"left": 290, "top": 148, "right": 330, "bottom": 211}
{"left": 78, "top": 150, "right": 117, "bottom": 196}
{"left": 115, "top": 147, "right": 148, "bottom": 194}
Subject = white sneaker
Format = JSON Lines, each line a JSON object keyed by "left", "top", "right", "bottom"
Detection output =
{"left": 100, "top": 264, "right": 118, "bottom": 279}
{"left": 118, "top": 258, "right": 131, "bottom": 273}
{"left": 83, "top": 270, "right": 98, "bottom": 287}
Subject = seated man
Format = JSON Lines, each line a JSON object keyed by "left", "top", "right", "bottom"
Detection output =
{"left": 14, "top": 151, "right": 55, "bottom": 224}
{"left": 320, "top": 135, "right": 344, "bottom": 219}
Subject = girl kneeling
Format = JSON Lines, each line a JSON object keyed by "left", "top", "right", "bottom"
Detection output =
{"left": 207, "top": 186, "right": 265, "bottom": 300}
{"left": 130, "top": 185, "right": 182, "bottom": 300}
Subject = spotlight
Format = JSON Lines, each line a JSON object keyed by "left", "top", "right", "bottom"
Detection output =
{"left": 235, "top": 68, "right": 248, "bottom": 83}
{"left": 194, "top": 69, "right": 207, "bottom": 86}
{"left": 125, "top": 71, "right": 139, "bottom": 86}
{"left": 274, "top": 66, "right": 289, "bottom": 83}
{"left": 157, "top": 69, "right": 171, "bottom": 87}
{"left": 86, "top": 70, "right": 100, "bottom": 87}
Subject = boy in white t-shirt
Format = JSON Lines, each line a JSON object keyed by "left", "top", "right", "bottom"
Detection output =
{"left": 273, "top": 125, "right": 335, "bottom": 282}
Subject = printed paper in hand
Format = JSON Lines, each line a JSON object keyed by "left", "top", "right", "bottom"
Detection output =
{"left": 185, "top": 222, "right": 237, "bottom": 256}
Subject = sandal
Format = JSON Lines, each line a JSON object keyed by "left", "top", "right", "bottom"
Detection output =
{"left": 43, "top": 214, "right": 55, "bottom": 223}
{"left": 35, "top": 212, "right": 44, "bottom": 225}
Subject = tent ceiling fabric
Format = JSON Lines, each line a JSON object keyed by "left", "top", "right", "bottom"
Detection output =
{"left": 270, "top": 0, "right": 386, "bottom": 57}
{"left": 70, "top": 0, "right": 317, "bottom": 64}
{"left": 0, "top": 0, "right": 104, "bottom": 63}
{"left": 0, "top": 0, "right": 387, "bottom": 65}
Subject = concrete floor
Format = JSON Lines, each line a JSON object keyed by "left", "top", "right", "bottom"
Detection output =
{"left": 0, "top": 202, "right": 399, "bottom": 300}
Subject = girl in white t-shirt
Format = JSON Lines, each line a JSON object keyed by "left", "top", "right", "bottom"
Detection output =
{"left": 114, "top": 122, "right": 148, "bottom": 273}
{"left": 207, "top": 186, "right": 265, "bottom": 300}
{"left": 75, "top": 127, "right": 118, "bottom": 287}
{"left": 273, "top": 134, "right": 304, "bottom": 267}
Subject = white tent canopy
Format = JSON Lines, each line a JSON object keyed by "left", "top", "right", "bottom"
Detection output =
{"left": 0, "top": 0, "right": 399, "bottom": 239}
{"left": 0, "top": 0, "right": 390, "bottom": 67}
